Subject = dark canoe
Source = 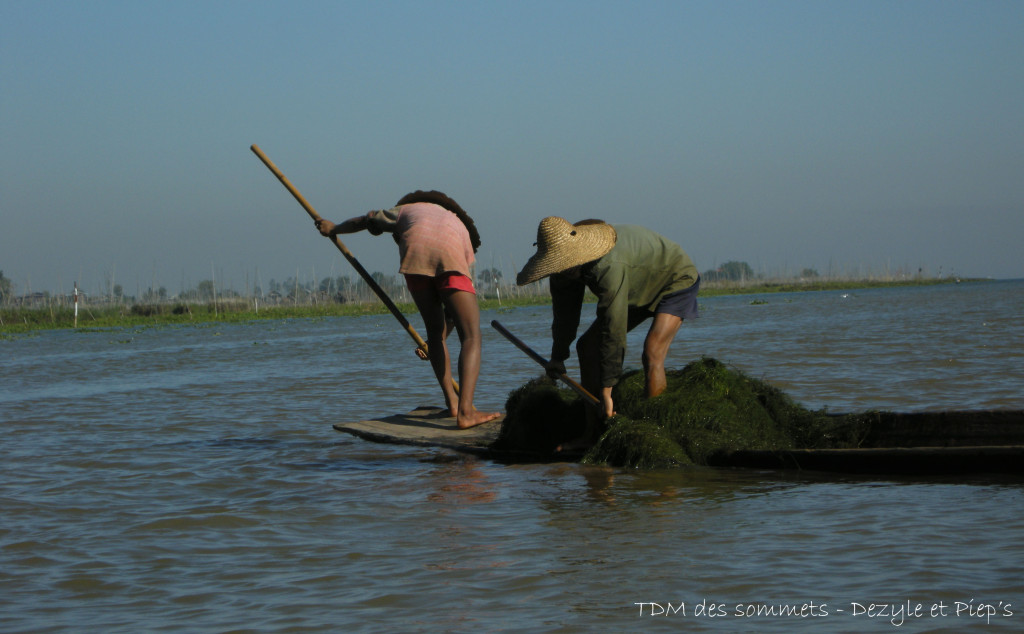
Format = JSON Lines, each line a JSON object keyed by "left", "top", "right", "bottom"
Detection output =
{"left": 335, "top": 408, "right": 1024, "bottom": 474}
{"left": 707, "top": 410, "right": 1024, "bottom": 475}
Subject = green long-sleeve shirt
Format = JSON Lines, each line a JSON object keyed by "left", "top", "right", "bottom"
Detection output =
{"left": 549, "top": 224, "right": 698, "bottom": 387}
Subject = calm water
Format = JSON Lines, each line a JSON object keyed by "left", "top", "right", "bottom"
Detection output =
{"left": 2, "top": 280, "right": 1023, "bottom": 633}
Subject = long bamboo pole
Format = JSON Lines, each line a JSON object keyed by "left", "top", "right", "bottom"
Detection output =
{"left": 490, "top": 320, "right": 601, "bottom": 408}
{"left": 251, "top": 145, "right": 454, "bottom": 385}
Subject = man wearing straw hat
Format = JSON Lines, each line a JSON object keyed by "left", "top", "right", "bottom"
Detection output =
{"left": 517, "top": 217, "right": 699, "bottom": 448}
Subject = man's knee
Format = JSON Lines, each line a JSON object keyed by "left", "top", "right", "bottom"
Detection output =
{"left": 642, "top": 347, "right": 666, "bottom": 371}
{"left": 644, "top": 315, "right": 681, "bottom": 361}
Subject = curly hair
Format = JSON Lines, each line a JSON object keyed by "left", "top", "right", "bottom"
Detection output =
{"left": 395, "top": 190, "right": 481, "bottom": 252}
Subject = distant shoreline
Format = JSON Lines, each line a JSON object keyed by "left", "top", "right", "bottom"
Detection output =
{"left": 0, "top": 277, "right": 984, "bottom": 335}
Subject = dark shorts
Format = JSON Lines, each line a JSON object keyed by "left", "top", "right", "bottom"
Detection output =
{"left": 655, "top": 277, "right": 700, "bottom": 320}
{"left": 404, "top": 272, "right": 476, "bottom": 295}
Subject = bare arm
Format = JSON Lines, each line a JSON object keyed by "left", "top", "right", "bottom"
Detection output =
{"left": 315, "top": 215, "right": 369, "bottom": 237}
{"left": 600, "top": 386, "right": 615, "bottom": 419}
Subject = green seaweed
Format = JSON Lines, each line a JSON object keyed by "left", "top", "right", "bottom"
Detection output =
{"left": 496, "top": 357, "right": 873, "bottom": 468}
{"left": 588, "top": 418, "right": 692, "bottom": 469}
{"left": 491, "top": 378, "right": 587, "bottom": 455}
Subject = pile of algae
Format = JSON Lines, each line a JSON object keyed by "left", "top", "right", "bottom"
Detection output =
{"left": 492, "top": 357, "right": 871, "bottom": 468}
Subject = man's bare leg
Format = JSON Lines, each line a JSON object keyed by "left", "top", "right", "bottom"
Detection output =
{"left": 642, "top": 312, "right": 683, "bottom": 398}
{"left": 410, "top": 287, "right": 460, "bottom": 417}
{"left": 443, "top": 290, "right": 500, "bottom": 429}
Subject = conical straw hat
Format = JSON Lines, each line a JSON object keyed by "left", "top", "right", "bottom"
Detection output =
{"left": 516, "top": 217, "right": 617, "bottom": 285}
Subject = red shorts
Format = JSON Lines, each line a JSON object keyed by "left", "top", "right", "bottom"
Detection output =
{"left": 404, "top": 272, "right": 476, "bottom": 295}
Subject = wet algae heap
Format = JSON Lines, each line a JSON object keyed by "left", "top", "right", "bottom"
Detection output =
{"left": 493, "top": 357, "right": 871, "bottom": 468}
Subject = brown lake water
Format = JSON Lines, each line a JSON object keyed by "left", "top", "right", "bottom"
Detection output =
{"left": 2, "top": 280, "right": 1023, "bottom": 632}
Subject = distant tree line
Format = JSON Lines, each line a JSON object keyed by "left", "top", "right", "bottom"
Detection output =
{"left": 701, "top": 261, "right": 756, "bottom": 282}
{"left": 4, "top": 258, "right": 948, "bottom": 310}
{"left": 701, "top": 261, "right": 821, "bottom": 282}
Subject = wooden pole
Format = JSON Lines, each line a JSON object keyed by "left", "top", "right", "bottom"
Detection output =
{"left": 250, "top": 145, "right": 450, "bottom": 381}
{"left": 490, "top": 320, "right": 601, "bottom": 408}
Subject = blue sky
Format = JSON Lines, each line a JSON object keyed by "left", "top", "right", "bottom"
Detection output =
{"left": 2, "top": 0, "right": 1022, "bottom": 296}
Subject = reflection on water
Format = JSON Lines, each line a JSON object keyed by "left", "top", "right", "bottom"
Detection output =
{"left": 1, "top": 281, "right": 1023, "bottom": 631}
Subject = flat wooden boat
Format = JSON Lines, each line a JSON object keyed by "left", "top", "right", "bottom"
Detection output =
{"left": 334, "top": 406, "right": 503, "bottom": 457}
{"left": 335, "top": 408, "right": 1024, "bottom": 474}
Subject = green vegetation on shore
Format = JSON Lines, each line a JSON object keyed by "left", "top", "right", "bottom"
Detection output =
{"left": 694, "top": 276, "right": 969, "bottom": 297}
{"left": 1, "top": 276, "right": 976, "bottom": 335}
{"left": 0, "top": 295, "right": 544, "bottom": 335}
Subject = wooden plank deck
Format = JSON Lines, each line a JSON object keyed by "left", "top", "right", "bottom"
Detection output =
{"left": 333, "top": 406, "right": 505, "bottom": 457}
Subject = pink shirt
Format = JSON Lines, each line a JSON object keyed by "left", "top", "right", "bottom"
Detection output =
{"left": 365, "top": 202, "right": 475, "bottom": 277}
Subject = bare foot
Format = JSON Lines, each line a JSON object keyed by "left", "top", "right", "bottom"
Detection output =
{"left": 457, "top": 410, "right": 501, "bottom": 429}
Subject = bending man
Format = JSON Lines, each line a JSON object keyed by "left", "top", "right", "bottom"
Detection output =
{"left": 317, "top": 191, "right": 500, "bottom": 429}
{"left": 517, "top": 217, "right": 699, "bottom": 447}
